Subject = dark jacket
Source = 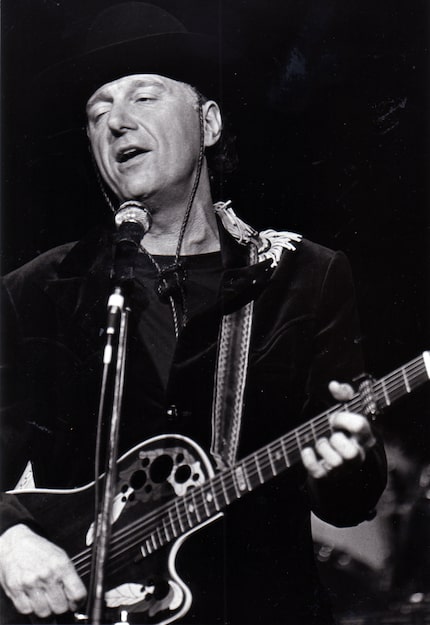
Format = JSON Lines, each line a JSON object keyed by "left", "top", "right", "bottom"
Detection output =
{"left": 0, "top": 222, "right": 386, "bottom": 624}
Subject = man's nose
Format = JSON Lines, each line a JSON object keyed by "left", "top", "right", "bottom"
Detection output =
{"left": 107, "top": 102, "right": 137, "bottom": 135}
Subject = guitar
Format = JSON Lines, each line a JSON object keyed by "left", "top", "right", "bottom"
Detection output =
{"left": 6, "top": 352, "right": 430, "bottom": 624}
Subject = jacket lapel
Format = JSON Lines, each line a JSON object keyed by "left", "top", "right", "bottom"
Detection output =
{"left": 43, "top": 226, "right": 115, "bottom": 356}
{"left": 217, "top": 217, "right": 273, "bottom": 314}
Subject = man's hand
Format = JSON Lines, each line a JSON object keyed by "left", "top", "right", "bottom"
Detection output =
{"left": 301, "top": 381, "right": 376, "bottom": 480}
{"left": 0, "top": 523, "right": 87, "bottom": 618}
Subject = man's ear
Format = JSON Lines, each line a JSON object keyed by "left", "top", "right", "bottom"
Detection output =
{"left": 202, "top": 101, "right": 222, "bottom": 148}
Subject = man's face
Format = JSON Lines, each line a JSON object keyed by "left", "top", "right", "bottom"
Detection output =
{"left": 86, "top": 74, "right": 203, "bottom": 204}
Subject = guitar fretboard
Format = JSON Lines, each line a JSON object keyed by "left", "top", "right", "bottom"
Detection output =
{"left": 73, "top": 352, "right": 430, "bottom": 579}
{"left": 136, "top": 352, "right": 430, "bottom": 557}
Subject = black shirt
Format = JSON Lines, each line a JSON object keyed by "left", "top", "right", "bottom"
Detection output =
{"left": 134, "top": 251, "right": 223, "bottom": 388}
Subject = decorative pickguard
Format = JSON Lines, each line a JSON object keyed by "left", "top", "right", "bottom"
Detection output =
{"left": 117, "top": 443, "right": 207, "bottom": 504}
{"left": 97, "top": 436, "right": 217, "bottom": 623}
{"left": 105, "top": 579, "right": 183, "bottom": 615}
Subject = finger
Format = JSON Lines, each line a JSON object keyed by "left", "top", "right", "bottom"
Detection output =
{"left": 330, "top": 431, "right": 365, "bottom": 462}
{"left": 8, "top": 590, "right": 33, "bottom": 616}
{"left": 26, "top": 586, "right": 52, "bottom": 618}
{"left": 330, "top": 412, "right": 376, "bottom": 448}
{"left": 45, "top": 582, "right": 70, "bottom": 615}
{"left": 329, "top": 380, "right": 354, "bottom": 401}
{"left": 315, "top": 437, "right": 343, "bottom": 468}
{"left": 301, "top": 447, "right": 327, "bottom": 479}
{"left": 62, "top": 564, "right": 87, "bottom": 605}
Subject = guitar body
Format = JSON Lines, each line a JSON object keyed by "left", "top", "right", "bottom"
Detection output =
{"left": 7, "top": 435, "right": 222, "bottom": 625}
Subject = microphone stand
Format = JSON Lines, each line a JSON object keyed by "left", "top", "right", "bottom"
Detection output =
{"left": 86, "top": 202, "right": 151, "bottom": 625}
{"left": 88, "top": 286, "right": 130, "bottom": 625}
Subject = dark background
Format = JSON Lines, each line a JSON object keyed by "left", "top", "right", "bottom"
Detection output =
{"left": 1, "top": 0, "right": 430, "bottom": 618}
{"left": 2, "top": 0, "right": 428, "bottom": 453}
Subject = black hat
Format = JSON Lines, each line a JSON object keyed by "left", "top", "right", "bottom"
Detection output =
{"left": 37, "top": 2, "right": 241, "bottom": 133}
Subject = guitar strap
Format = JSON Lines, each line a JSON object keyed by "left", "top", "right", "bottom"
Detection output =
{"left": 210, "top": 242, "right": 258, "bottom": 470}
{"left": 210, "top": 202, "right": 303, "bottom": 469}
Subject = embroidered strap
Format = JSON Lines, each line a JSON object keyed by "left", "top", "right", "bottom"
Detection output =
{"left": 210, "top": 243, "right": 258, "bottom": 469}
{"left": 210, "top": 201, "right": 302, "bottom": 468}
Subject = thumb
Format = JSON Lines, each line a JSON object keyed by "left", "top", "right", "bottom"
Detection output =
{"left": 328, "top": 380, "right": 354, "bottom": 402}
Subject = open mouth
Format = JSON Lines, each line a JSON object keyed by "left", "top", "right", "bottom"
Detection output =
{"left": 116, "top": 147, "right": 147, "bottom": 163}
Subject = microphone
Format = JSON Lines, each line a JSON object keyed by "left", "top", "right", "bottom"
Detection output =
{"left": 114, "top": 200, "right": 152, "bottom": 246}
{"left": 112, "top": 200, "right": 152, "bottom": 285}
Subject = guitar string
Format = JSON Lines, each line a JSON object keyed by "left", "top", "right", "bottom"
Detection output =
{"left": 71, "top": 358, "right": 426, "bottom": 576}
{"left": 71, "top": 358, "right": 427, "bottom": 575}
{"left": 72, "top": 361, "right": 427, "bottom": 578}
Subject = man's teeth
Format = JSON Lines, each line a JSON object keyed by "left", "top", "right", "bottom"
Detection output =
{"left": 118, "top": 148, "right": 144, "bottom": 163}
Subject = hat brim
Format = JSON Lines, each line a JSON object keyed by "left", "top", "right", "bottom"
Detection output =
{"left": 35, "top": 32, "right": 242, "bottom": 135}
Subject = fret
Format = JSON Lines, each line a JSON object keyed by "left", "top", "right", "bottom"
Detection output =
{"left": 299, "top": 424, "right": 314, "bottom": 447}
{"left": 241, "top": 460, "right": 256, "bottom": 491}
{"left": 270, "top": 444, "right": 285, "bottom": 474}
{"left": 295, "top": 429, "right": 303, "bottom": 451}
{"left": 184, "top": 501, "right": 197, "bottom": 527}
{"left": 219, "top": 474, "right": 231, "bottom": 505}
{"left": 145, "top": 538, "right": 153, "bottom": 554}
{"left": 310, "top": 420, "right": 317, "bottom": 445}
{"left": 402, "top": 367, "right": 411, "bottom": 393}
{"left": 319, "top": 416, "right": 333, "bottom": 440}
{"left": 156, "top": 525, "right": 163, "bottom": 546}
{"left": 210, "top": 484, "right": 220, "bottom": 511}
{"left": 245, "top": 458, "right": 261, "bottom": 490}
{"left": 169, "top": 508, "right": 178, "bottom": 537}
{"left": 151, "top": 533, "right": 157, "bottom": 550}
{"left": 202, "top": 491, "right": 211, "bottom": 517}
{"left": 280, "top": 437, "right": 291, "bottom": 468}
{"left": 202, "top": 485, "right": 212, "bottom": 518}
{"left": 162, "top": 517, "right": 171, "bottom": 543}
{"left": 380, "top": 379, "right": 391, "bottom": 406}
{"left": 175, "top": 500, "right": 185, "bottom": 533}
{"left": 257, "top": 447, "right": 270, "bottom": 479}
{"left": 190, "top": 491, "right": 201, "bottom": 523}
{"left": 267, "top": 447, "right": 276, "bottom": 476}
{"left": 255, "top": 453, "right": 264, "bottom": 483}
{"left": 231, "top": 470, "right": 241, "bottom": 498}
{"left": 184, "top": 500, "right": 193, "bottom": 527}
{"left": 233, "top": 465, "right": 248, "bottom": 495}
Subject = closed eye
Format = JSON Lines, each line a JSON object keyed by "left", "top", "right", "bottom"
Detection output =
{"left": 88, "top": 108, "right": 110, "bottom": 125}
{"left": 134, "top": 93, "right": 157, "bottom": 104}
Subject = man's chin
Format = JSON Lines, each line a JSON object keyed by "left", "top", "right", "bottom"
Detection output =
{"left": 115, "top": 186, "right": 151, "bottom": 204}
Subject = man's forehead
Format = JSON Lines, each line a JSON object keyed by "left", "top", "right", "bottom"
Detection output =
{"left": 86, "top": 74, "right": 191, "bottom": 107}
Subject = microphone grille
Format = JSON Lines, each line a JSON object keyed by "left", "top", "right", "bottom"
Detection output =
{"left": 114, "top": 201, "right": 152, "bottom": 234}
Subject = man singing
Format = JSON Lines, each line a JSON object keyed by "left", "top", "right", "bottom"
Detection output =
{"left": 0, "top": 3, "right": 386, "bottom": 624}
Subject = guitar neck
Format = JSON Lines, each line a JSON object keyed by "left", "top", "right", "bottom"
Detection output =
{"left": 136, "top": 352, "right": 430, "bottom": 558}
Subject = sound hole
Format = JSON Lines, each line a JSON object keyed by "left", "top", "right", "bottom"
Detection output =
{"left": 149, "top": 454, "right": 174, "bottom": 483}
{"left": 130, "top": 470, "right": 147, "bottom": 490}
{"left": 175, "top": 465, "right": 191, "bottom": 484}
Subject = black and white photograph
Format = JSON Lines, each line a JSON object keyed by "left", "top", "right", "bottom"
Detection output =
{"left": 1, "top": 1, "right": 429, "bottom": 624}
